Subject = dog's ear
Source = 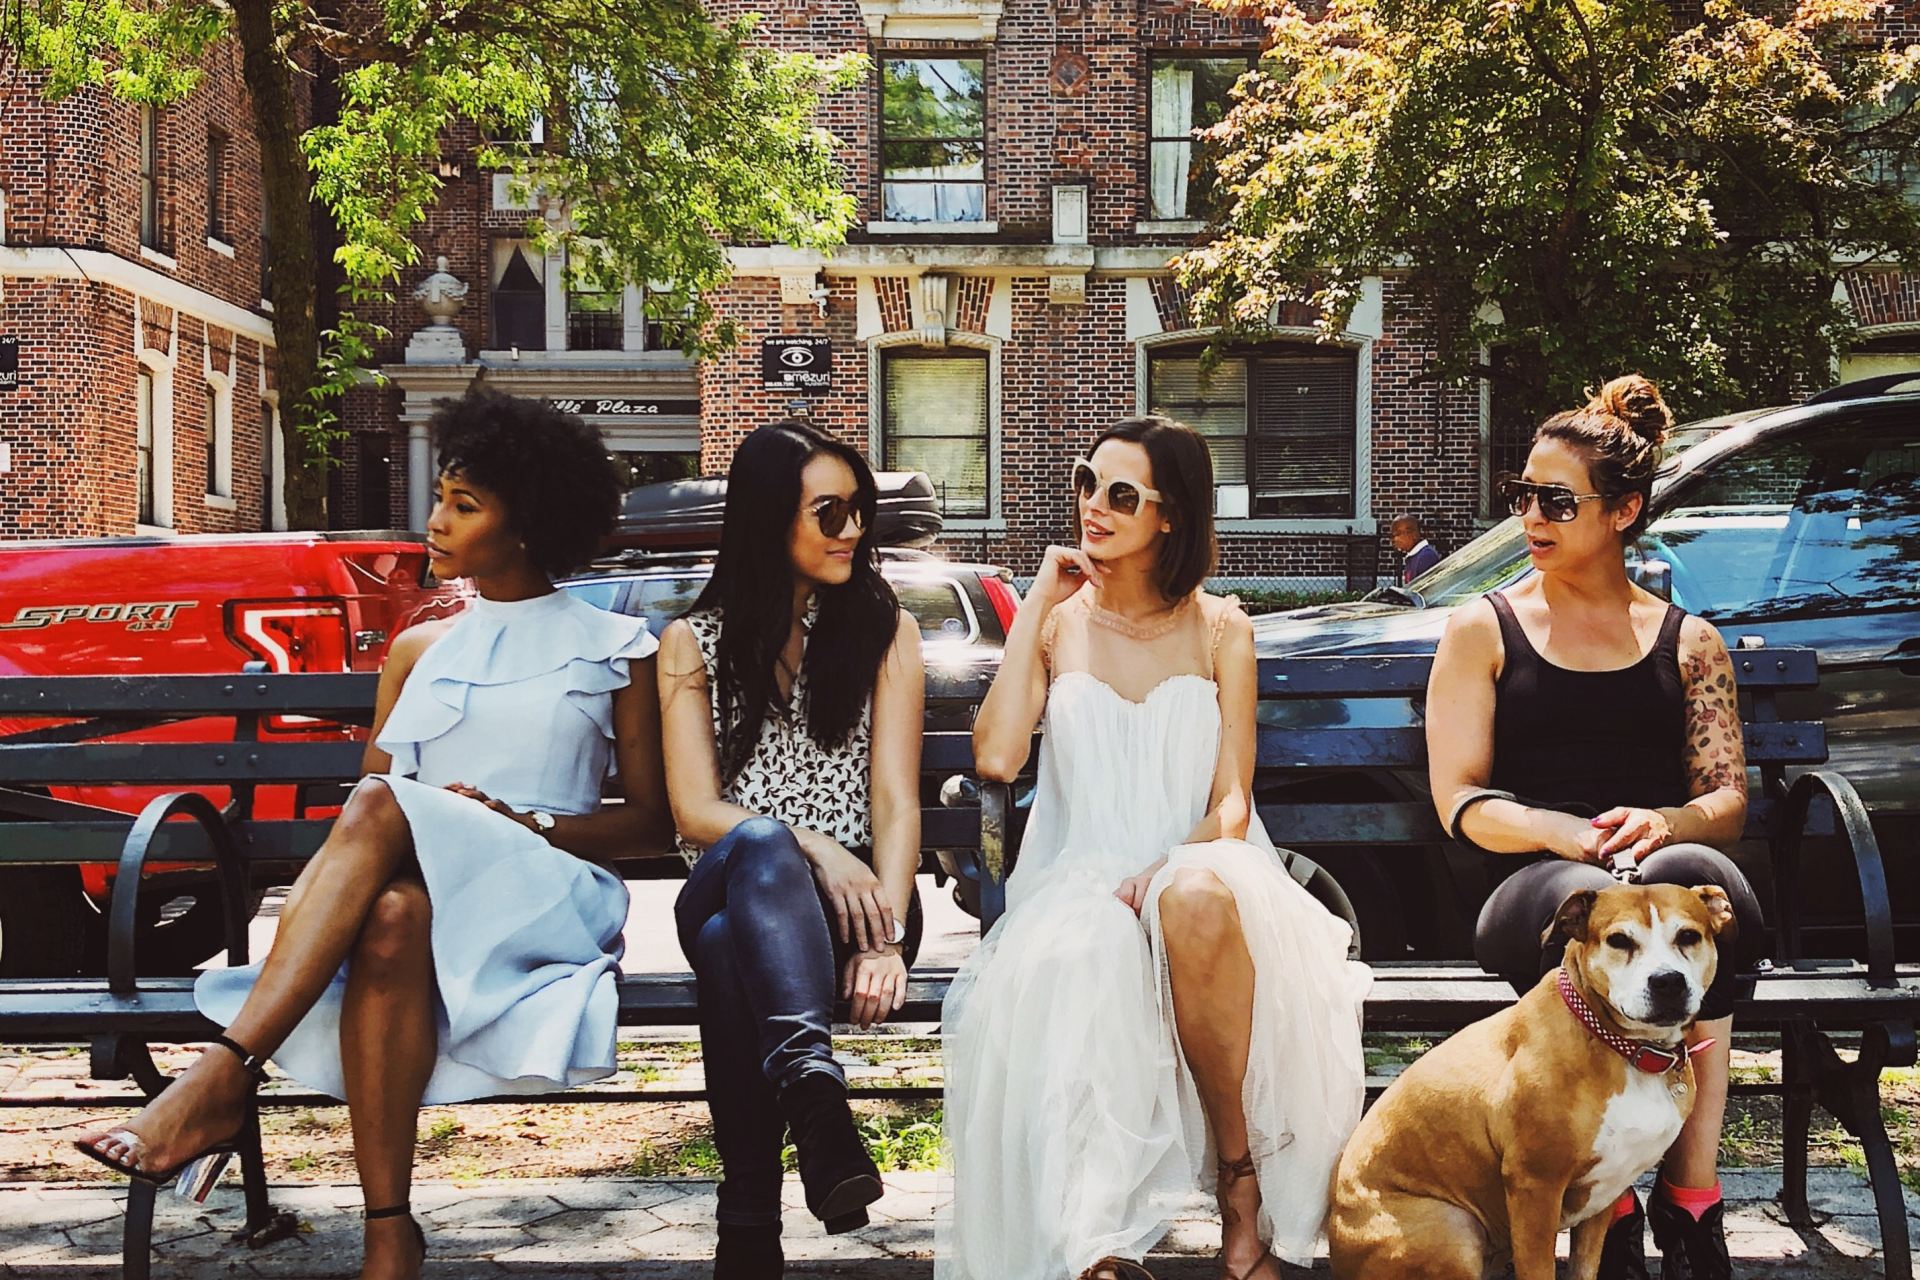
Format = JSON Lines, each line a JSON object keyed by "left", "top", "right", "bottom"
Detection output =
{"left": 1693, "top": 884, "right": 1738, "bottom": 940}
{"left": 1543, "top": 889, "right": 1599, "bottom": 949}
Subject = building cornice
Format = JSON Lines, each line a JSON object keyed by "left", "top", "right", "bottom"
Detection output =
{"left": 0, "top": 246, "right": 276, "bottom": 346}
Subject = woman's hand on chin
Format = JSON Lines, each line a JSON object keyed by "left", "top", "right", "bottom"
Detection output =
{"left": 843, "top": 947, "right": 907, "bottom": 1027}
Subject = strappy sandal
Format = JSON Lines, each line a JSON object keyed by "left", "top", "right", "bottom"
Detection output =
{"left": 1215, "top": 1152, "right": 1283, "bottom": 1280}
{"left": 366, "top": 1201, "right": 428, "bottom": 1264}
{"left": 71, "top": 1032, "right": 267, "bottom": 1197}
{"left": 1077, "top": 1258, "right": 1156, "bottom": 1280}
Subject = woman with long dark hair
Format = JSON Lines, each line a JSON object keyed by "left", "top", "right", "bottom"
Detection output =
{"left": 1427, "top": 375, "right": 1761, "bottom": 1279}
{"left": 941, "top": 417, "right": 1370, "bottom": 1280}
{"left": 658, "top": 420, "right": 925, "bottom": 1278}
{"left": 73, "top": 391, "right": 668, "bottom": 1280}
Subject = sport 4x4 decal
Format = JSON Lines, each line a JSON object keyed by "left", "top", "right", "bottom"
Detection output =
{"left": 0, "top": 601, "right": 198, "bottom": 633}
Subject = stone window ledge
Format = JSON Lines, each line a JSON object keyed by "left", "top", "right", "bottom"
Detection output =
{"left": 867, "top": 220, "right": 1000, "bottom": 235}
{"left": 206, "top": 236, "right": 236, "bottom": 258}
{"left": 1218, "top": 518, "right": 1378, "bottom": 537}
{"left": 139, "top": 245, "right": 178, "bottom": 271}
{"left": 204, "top": 494, "right": 237, "bottom": 512}
{"left": 858, "top": 0, "right": 1001, "bottom": 40}
{"left": 1135, "top": 220, "right": 1206, "bottom": 236}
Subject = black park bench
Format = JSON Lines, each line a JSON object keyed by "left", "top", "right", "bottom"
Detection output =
{"left": 0, "top": 647, "right": 1915, "bottom": 1278}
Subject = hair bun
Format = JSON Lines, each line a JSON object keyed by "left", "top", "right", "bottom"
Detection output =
{"left": 1588, "top": 374, "right": 1671, "bottom": 447}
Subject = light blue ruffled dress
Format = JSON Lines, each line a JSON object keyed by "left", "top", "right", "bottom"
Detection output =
{"left": 195, "top": 590, "right": 657, "bottom": 1104}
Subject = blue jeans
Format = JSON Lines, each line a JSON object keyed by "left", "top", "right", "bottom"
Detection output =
{"left": 674, "top": 817, "right": 922, "bottom": 1227}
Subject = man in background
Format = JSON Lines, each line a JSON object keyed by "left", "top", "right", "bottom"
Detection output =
{"left": 1391, "top": 514, "right": 1441, "bottom": 584}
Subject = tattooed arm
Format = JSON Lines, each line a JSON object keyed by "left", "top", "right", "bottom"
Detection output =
{"left": 1594, "top": 616, "right": 1749, "bottom": 860}
{"left": 1668, "top": 617, "right": 1749, "bottom": 844}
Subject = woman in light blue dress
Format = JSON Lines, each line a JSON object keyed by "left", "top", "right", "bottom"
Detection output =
{"left": 74, "top": 391, "right": 669, "bottom": 1280}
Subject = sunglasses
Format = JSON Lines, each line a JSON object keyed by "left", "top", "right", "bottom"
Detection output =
{"left": 1497, "top": 478, "right": 1607, "bottom": 523}
{"left": 807, "top": 494, "right": 867, "bottom": 539}
{"left": 1071, "top": 461, "right": 1164, "bottom": 518}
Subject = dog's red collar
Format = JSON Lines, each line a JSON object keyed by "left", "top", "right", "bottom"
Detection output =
{"left": 1556, "top": 968, "right": 1715, "bottom": 1076}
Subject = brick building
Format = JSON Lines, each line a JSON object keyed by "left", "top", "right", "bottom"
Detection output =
{"left": 12, "top": 6, "right": 1920, "bottom": 580}
{"left": 0, "top": 50, "right": 287, "bottom": 538}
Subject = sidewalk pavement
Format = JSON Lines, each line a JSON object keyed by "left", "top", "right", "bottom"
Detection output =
{"left": 2, "top": 1168, "right": 1913, "bottom": 1277}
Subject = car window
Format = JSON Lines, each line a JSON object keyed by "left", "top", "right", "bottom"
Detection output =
{"left": 1413, "top": 520, "right": 1531, "bottom": 606}
{"left": 1647, "top": 420, "right": 1920, "bottom": 620}
{"left": 893, "top": 577, "right": 978, "bottom": 643}
{"left": 563, "top": 580, "right": 626, "bottom": 612}
{"left": 631, "top": 574, "right": 712, "bottom": 623}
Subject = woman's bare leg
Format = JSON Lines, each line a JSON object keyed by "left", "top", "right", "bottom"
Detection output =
{"left": 1663, "top": 1016, "right": 1732, "bottom": 1187}
{"left": 342, "top": 879, "right": 436, "bottom": 1280}
{"left": 1160, "top": 867, "right": 1278, "bottom": 1278}
{"left": 77, "top": 781, "right": 416, "bottom": 1173}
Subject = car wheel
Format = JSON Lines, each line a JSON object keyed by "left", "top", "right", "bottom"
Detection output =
{"left": 0, "top": 866, "right": 91, "bottom": 978}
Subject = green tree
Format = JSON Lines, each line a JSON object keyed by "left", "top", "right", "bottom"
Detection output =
{"left": 1179, "top": 0, "right": 1920, "bottom": 427}
{"left": 4, "top": 1, "right": 860, "bottom": 527}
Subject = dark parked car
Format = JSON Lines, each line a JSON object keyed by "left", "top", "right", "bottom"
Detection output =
{"left": 1252, "top": 377, "right": 1920, "bottom": 960}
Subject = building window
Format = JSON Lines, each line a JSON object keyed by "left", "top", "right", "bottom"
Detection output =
{"left": 1149, "top": 346, "right": 1357, "bottom": 518}
{"left": 139, "top": 104, "right": 162, "bottom": 250}
{"left": 491, "top": 240, "right": 547, "bottom": 350}
{"left": 358, "top": 433, "right": 392, "bottom": 528}
{"left": 206, "top": 126, "right": 228, "bottom": 241}
{"left": 881, "top": 59, "right": 986, "bottom": 223}
{"left": 136, "top": 370, "right": 157, "bottom": 525}
{"left": 204, "top": 382, "right": 232, "bottom": 500}
{"left": 882, "top": 349, "right": 990, "bottom": 518}
{"left": 260, "top": 399, "right": 276, "bottom": 529}
{"left": 565, "top": 251, "right": 624, "bottom": 351}
{"left": 259, "top": 188, "right": 272, "bottom": 300}
{"left": 1147, "top": 57, "right": 1249, "bottom": 222}
{"left": 1481, "top": 346, "right": 1535, "bottom": 519}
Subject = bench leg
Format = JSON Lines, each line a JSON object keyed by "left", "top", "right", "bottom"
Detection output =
{"left": 234, "top": 1107, "right": 299, "bottom": 1248}
{"left": 1780, "top": 1023, "right": 1816, "bottom": 1229}
{"left": 122, "top": 1177, "right": 156, "bottom": 1280}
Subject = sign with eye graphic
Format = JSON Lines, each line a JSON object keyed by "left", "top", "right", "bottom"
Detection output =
{"left": 761, "top": 336, "right": 831, "bottom": 393}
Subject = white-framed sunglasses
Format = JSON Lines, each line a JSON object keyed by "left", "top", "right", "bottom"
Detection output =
{"left": 1071, "top": 460, "right": 1163, "bottom": 517}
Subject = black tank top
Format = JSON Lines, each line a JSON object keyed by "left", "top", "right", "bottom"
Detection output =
{"left": 1486, "top": 591, "right": 1691, "bottom": 818}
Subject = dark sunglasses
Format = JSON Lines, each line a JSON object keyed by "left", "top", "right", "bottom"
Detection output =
{"left": 1497, "top": 478, "right": 1606, "bottom": 523}
{"left": 1071, "top": 460, "right": 1164, "bottom": 518}
{"left": 808, "top": 494, "right": 867, "bottom": 538}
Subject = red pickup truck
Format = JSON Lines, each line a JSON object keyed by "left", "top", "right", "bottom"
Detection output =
{"left": 0, "top": 533, "right": 465, "bottom": 977}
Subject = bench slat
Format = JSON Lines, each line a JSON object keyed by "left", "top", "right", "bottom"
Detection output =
{"left": 4, "top": 965, "right": 1911, "bottom": 1042}
{"left": 0, "top": 674, "right": 380, "bottom": 716}
{"left": 0, "top": 741, "right": 370, "bottom": 785}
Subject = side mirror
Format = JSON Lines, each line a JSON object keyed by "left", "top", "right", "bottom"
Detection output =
{"left": 1627, "top": 550, "right": 1672, "bottom": 600}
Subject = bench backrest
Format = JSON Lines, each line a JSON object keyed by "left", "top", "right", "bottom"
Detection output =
{"left": 0, "top": 648, "right": 1825, "bottom": 868}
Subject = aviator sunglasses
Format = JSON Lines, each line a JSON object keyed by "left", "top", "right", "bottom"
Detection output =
{"left": 807, "top": 494, "right": 867, "bottom": 539}
{"left": 1071, "top": 460, "right": 1164, "bottom": 517}
{"left": 1497, "top": 478, "right": 1607, "bottom": 523}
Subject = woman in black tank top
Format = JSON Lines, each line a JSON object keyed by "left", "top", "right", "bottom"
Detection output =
{"left": 1425, "top": 376, "right": 1759, "bottom": 1280}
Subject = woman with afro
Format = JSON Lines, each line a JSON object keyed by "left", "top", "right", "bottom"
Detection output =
{"left": 74, "top": 390, "right": 671, "bottom": 1280}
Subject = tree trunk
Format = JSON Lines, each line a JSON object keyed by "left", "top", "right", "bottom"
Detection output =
{"left": 230, "top": 0, "right": 327, "bottom": 529}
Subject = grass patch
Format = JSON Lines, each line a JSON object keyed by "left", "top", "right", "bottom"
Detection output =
{"left": 628, "top": 1136, "right": 724, "bottom": 1178}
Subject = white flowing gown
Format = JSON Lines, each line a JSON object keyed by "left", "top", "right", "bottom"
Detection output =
{"left": 940, "top": 593, "right": 1371, "bottom": 1278}
{"left": 196, "top": 590, "right": 655, "bottom": 1103}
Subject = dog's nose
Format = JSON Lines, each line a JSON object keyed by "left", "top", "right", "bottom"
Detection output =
{"left": 1647, "top": 969, "right": 1688, "bottom": 1001}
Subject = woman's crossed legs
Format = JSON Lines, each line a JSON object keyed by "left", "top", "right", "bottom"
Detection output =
{"left": 76, "top": 779, "right": 436, "bottom": 1278}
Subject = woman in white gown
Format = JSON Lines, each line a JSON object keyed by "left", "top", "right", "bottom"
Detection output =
{"left": 73, "top": 391, "right": 669, "bottom": 1280}
{"left": 942, "top": 416, "right": 1371, "bottom": 1280}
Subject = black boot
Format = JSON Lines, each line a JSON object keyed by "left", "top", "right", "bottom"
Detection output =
{"left": 714, "top": 1222, "right": 783, "bottom": 1280}
{"left": 778, "top": 1072, "right": 882, "bottom": 1233}
{"left": 1597, "top": 1190, "right": 1652, "bottom": 1280}
{"left": 1648, "top": 1190, "right": 1732, "bottom": 1280}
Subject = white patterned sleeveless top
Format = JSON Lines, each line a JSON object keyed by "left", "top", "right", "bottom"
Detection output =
{"left": 674, "top": 605, "right": 873, "bottom": 865}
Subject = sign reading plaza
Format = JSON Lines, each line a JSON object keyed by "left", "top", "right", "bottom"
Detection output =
{"left": 546, "top": 398, "right": 699, "bottom": 419}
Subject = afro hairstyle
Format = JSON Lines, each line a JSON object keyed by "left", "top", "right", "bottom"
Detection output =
{"left": 429, "top": 389, "right": 622, "bottom": 577}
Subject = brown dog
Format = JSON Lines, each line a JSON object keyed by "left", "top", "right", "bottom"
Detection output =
{"left": 1327, "top": 882, "right": 1737, "bottom": 1280}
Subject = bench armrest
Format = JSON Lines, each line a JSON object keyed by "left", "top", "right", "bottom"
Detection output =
{"left": 108, "top": 792, "right": 250, "bottom": 994}
{"left": 1772, "top": 769, "right": 1898, "bottom": 987}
